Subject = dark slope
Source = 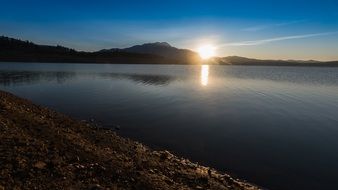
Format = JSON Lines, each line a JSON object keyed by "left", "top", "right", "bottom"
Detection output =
{"left": 0, "top": 36, "right": 183, "bottom": 64}
{"left": 1, "top": 36, "right": 338, "bottom": 66}
{"left": 112, "top": 42, "right": 201, "bottom": 64}
{"left": 217, "top": 56, "right": 338, "bottom": 66}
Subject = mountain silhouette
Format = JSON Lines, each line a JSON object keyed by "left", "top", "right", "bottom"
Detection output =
{"left": 215, "top": 56, "right": 338, "bottom": 66}
{"left": 1, "top": 36, "right": 337, "bottom": 66}
{"left": 101, "top": 42, "right": 201, "bottom": 64}
{"left": 0, "top": 36, "right": 181, "bottom": 64}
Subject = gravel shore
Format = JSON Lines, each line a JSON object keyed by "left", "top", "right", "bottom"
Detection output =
{"left": 0, "top": 90, "right": 260, "bottom": 190}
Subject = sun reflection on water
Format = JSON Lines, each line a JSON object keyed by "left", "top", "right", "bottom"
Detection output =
{"left": 201, "top": 65, "right": 209, "bottom": 86}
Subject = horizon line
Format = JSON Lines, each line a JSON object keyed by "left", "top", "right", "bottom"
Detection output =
{"left": 1, "top": 35, "right": 338, "bottom": 62}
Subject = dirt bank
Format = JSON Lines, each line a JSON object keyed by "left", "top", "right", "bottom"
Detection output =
{"left": 0, "top": 90, "right": 260, "bottom": 190}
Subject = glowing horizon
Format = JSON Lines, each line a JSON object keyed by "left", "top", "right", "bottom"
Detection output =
{"left": 1, "top": 0, "right": 338, "bottom": 61}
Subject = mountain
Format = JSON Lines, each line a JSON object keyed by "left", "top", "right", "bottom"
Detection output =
{"left": 101, "top": 42, "right": 201, "bottom": 64}
{"left": 0, "top": 36, "right": 76, "bottom": 54}
{"left": 1, "top": 36, "right": 338, "bottom": 66}
{"left": 216, "top": 56, "right": 338, "bottom": 66}
{"left": 0, "top": 36, "right": 182, "bottom": 64}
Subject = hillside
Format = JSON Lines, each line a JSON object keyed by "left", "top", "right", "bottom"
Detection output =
{"left": 0, "top": 36, "right": 189, "bottom": 64}
{"left": 1, "top": 36, "right": 338, "bottom": 66}
{"left": 216, "top": 56, "right": 338, "bottom": 66}
{"left": 102, "top": 42, "right": 201, "bottom": 64}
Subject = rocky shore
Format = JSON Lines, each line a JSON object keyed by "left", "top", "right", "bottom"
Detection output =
{"left": 0, "top": 90, "right": 260, "bottom": 190}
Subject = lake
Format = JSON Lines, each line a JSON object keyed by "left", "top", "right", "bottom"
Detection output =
{"left": 1, "top": 62, "right": 338, "bottom": 189}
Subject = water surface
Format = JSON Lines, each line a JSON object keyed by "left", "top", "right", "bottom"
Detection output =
{"left": 1, "top": 63, "right": 338, "bottom": 189}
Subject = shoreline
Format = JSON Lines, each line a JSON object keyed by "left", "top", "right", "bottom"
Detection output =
{"left": 0, "top": 90, "right": 260, "bottom": 189}
{"left": 1, "top": 61, "right": 338, "bottom": 68}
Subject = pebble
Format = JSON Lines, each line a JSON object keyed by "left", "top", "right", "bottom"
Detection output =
{"left": 88, "top": 184, "right": 104, "bottom": 190}
{"left": 34, "top": 161, "right": 46, "bottom": 169}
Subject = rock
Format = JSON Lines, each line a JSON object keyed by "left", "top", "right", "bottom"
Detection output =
{"left": 88, "top": 184, "right": 104, "bottom": 190}
{"left": 0, "top": 185, "right": 5, "bottom": 190}
{"left": 34, "top": 161, "right": 46, "bottom": 169}
{"left": 208, "top": 169, "right": 212, "bottom": 176}
{"left": 159, "top": 150, "right": 174, "bottom": 160}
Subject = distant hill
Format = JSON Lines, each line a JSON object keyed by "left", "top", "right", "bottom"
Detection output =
{"left": 1, "top": 36, "right": 338, "bottom": 66}
{"left": 101, "top": 42, "right": 201, "bottom": 64}
{"left": 215, "top": 56, "right": 338, "bottom": 66}
{"left": 0, "top": 36, "right": 192, "bottom": 64}
{"left": 0, "top": 36, "right": 76, "bottom": 54}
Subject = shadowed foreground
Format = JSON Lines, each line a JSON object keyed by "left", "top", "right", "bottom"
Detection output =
{"left": 0, "top": 90, "right": 260, "bottom": 190}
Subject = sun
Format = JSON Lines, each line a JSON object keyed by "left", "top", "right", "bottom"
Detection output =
{"left": 198, "top": 45, "right": 216, "bottom": 60}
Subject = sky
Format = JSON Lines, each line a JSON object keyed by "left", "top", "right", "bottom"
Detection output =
{"left": 1, "top": 0, "right": 338, "bottom": 60}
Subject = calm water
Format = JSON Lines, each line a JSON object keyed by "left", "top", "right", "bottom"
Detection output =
{"left": 1, "top": 62, "right": 338, "bottom": 189}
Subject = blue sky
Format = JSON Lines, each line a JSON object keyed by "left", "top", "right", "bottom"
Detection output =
{"left": 1, "top": 0, "right": 338, "bottom": 60}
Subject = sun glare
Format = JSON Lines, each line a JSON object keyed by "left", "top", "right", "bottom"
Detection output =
{"left": 198, "top": 45, "right": 216, "bottom": 59}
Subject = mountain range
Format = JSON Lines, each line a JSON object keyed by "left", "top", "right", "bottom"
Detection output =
{"left": 1, "top": 36, "right": 337, "bottom": 66}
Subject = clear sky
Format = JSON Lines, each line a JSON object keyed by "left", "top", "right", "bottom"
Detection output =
{"left": 1, "top": 0, "right": 338, "bottom": 60}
